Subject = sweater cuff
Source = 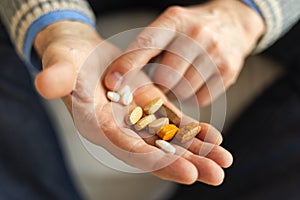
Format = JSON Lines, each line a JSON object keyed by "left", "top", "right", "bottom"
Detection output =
{"left": 23, "top": 10, "right": 95, "bottom": 72}
{"left": 252, "top": 0, "right": 282, "bottom": 53}
{"left": 7, "top": 0, "right": 96, "bottom": 72}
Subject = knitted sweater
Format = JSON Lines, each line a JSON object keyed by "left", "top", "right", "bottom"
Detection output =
{"left": 0, "top": 0, "right": 299, "bottom": 71}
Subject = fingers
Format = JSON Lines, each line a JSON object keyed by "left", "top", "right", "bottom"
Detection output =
{"left": 152, "top": 35, "right": 201, "bottom": 92}
{"left": 197, "top": 122, "right": 223, "bottom": 145}
{"left": 97, "top": 104, "right": 199, "bottom": 185}
{"left": 172, "top": 54, "right": 216, "bottom": 99}
{"left": 102, "top": 65, "right": 231, "bottom": 186}
{"left": 188, "top": 154, "right": 225, "bottom": 185}
{"left": 195, "top": 73, "right": 225, "bottom": 107}
{"left": 154, "top": 152, "right": 224, "bottom": 186}
{"left": 187, "top": 138, "right": 233, "bottom": 168}
{"left": 141, "top": 132, "right": 231, "bottom": 169}
{"left": 104, "top": 11, "right": 179, "bottom": 91}
{"left": 152, "top": 156, "right": 198, "bottom": 184}
{"left": 170, "top": 142, "right": 225, "bottom": 185}
{"left": 141, "top": 134, "right": 228, "bottom": 185}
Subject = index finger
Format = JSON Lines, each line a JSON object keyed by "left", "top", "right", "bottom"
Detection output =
{"left": 104, "top": 12, "right": 178, "bottom": 91}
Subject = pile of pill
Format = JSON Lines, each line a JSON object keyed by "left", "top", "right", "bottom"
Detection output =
{"left": 107, "top": 85, "right": 133, "bottom": 106}
{"left": 106, "top": 85, "right": 202, "bottom": 154}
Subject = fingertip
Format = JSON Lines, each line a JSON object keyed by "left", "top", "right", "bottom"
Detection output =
{"left": 104, "top": 71, "right": 123, "bottom": 91}
{"left": 35, "top": 62, "right": 76, "bottom": 99}
{"left": 198, "top": 123, "right": 223, "bottom": 145}
{"left": 153, "top": 157, "right": 198, "bottom": 185}
{"left": 224, "top": 151, "right": 234, "bottom": 168}
{"left": 196, "top": 156, "right": 225, "bottom": 186}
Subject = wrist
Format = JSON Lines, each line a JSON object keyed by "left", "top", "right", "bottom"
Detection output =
{"left": 34, "top": 20, "right": 101, "bottom": 58}
{"left": 233, "top": 0, "right": 266, "bottom": 53}
{"left": 212, "top": 0, "right": 265, "bottom": 54}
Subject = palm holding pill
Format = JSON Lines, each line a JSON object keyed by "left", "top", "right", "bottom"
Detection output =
{"left": 33, "top": 20, "right": 232, "bottom": 186}
{"left": 104, "top": 0, "right": 265, "bottom": 107}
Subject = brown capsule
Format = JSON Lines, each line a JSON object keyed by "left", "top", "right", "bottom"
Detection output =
{"left": 143, "top": 97, "right": 164, "bottom": 115}
{"left": 158, "top": 104, "right": 181, "bottom": 126}
{"left": 175, "top": 122, "right": 201, "bottom": 143}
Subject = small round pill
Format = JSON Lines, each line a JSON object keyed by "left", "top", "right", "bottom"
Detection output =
{"left": 125, "top": 106, "right": 143, "bottom": 125}
{"left": 106, "top": 91, "right": 120, "bottom": 102}
{"left": 148, "top": 117, "right": 169, "bottom": 134}
{"left": 157, "top": 124, "right": 179, "bottom": 141}
{"left": 155, "top": 139, "right": 176, "bottom": 154}
{"left": 134, "top": 114, "right": 156, "bottom": 131}
{"left": 144, "top": 97, "right": 164, "bottom": 115}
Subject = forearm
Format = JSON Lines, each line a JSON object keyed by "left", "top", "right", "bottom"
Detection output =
{"left": 253, "top": 0, "right": 300, "bottom": 52}
{"left": 0, "top": 0, "right": 96, "bottom": 71}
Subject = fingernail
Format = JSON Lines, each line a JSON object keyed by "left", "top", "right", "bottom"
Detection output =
{"left": 107, "top": 72, "right": 123, "bottom": 90}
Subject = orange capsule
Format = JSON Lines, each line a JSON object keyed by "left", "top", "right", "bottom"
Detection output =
{"left": 157, "top": 124, "right": 179, "bottom": 141}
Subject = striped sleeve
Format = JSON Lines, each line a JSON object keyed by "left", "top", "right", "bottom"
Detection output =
{"left": 253, "top": 0, "right": 300, "bottom": 53}
{"left": 0, "top": 0, "right": 96, "bottom": 71}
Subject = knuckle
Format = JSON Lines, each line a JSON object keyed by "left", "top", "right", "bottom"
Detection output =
{"left": 134, "top": 34, "right": 155, "bottom": 49}
{"left": 218, "top": 61, "right": 231, "bottom": 76}
{"left": 191, "top": 25, "right": 204, "bottom": 40}
{"left": 217, "top": 60, "right": 238, "bottom": 86}
{"left": 165, "top": 6, "right": 186, "bottom": 17}
{"left": 162, "top": 6, "right": 186, "bottom": 25}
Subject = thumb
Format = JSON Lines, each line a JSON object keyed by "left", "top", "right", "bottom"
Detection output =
{"left": 35, "top": 60, "right": 76, "bottom": 99}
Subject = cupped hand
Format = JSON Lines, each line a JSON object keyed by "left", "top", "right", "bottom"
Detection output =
{"left": 33, "top": 20, "right": 233, "bottom": 185}
{"left": 34, "top": 20, "right": 116, "bottom": 99}
{"left": 104, "top": 0, "right": 265, "bottom": 106}
{"left": 67, "top": 64, "right": 233, "bottom": 185}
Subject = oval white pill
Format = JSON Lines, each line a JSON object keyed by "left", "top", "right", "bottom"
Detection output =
{"left": 148, "top": 117, "right": 169, "bottom": 134}
{"left": 118, "top": 85, "right": 131, "bottom": 96}
{"left": 106, "top": 91, "right": 120, "bottom": 102}
{"left": 155, "top": 140, "right": 176, "bottom": 154}
{"left": 121, "top": 92, "right": 133, "bottom": 106}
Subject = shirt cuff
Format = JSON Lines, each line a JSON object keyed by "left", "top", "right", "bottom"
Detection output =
{"left": 23, "top": 10, "right": 96, "bottom": 73}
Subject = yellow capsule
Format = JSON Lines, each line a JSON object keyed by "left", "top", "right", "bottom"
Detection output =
{"left": 157, "top": 124, "right": 179, "bottom": 141}
{"left": 125, "top": 106, "right": 143, "bottom": 125}
{"left": 134, "top": 114, "right": 156, "bottom": 131}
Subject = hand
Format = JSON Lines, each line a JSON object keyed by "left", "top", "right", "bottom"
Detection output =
{"left": 34, "top": 20, "right": 233, "bottom": 185}
{"left": 34, "top": 20, "right": 116, "bottom": 99}
{"left": 66, "top": 65, "right": 233, "bottom": 185}
{"left": 104, "top": 0, "right": 265, "bottom": 106}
